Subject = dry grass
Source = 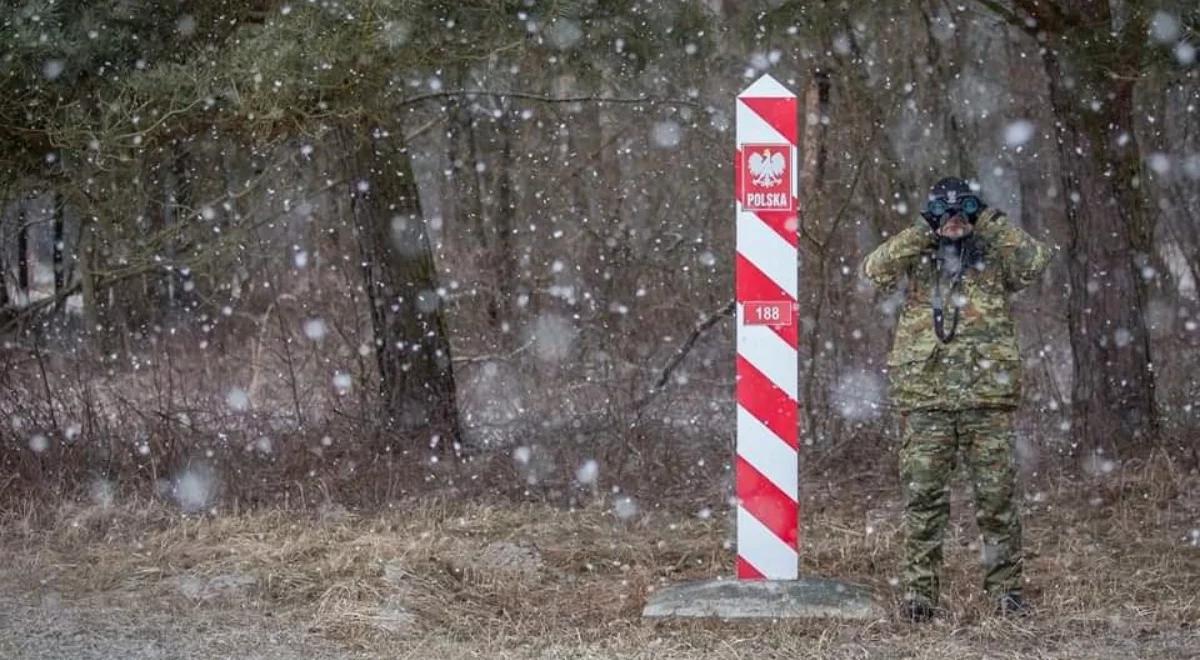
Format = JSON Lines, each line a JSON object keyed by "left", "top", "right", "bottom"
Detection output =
{"left": 0, "top": 451, "right": 1197, "bottom": 659}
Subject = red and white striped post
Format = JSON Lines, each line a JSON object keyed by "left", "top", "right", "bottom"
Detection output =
{"left": 733, "top": 74, "right": 799, "bottom": 580}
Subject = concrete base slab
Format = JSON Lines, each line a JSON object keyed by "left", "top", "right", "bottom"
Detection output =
{"left": 642, "top": 577, "right": 882, "bottom": 620}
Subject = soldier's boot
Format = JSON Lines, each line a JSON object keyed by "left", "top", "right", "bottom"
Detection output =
{"left": 996, "top": 592, "right": 1030, "bottom": 616}
{"left": 900, "top": 598, "right": 936, "bottom": 623}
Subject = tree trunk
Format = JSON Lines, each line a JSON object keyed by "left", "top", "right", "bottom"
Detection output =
{"left": 16, "top": 203, "right": 29, "bottom": 294}
{"left": 79, "top": 218, "right": 99, "bottom": 333}
{"left": 1039, "top": 10, "right": 1157, "bottom": 454}
{"left": 798, "top": 70, "right": 833, "bottom": 443}
{"left": 491, "top": 111, "right": 518, "bottom": 339}
{"left": 52, "top": 191, "right": 64, "bottom": 295}
{"left": 444, "top": 74, "right": 505, "bottom": 340}
{"left": 918, "top": 1, "right": 971, "bottom": 173}
{"left": 0, "top": 199, "right": 9, "bottom": 311}
{"left": 341, "top": 125, "right": 463, "bottom": 447}
{"left": 169, "top": 144, "right": 194, "bottom": 308}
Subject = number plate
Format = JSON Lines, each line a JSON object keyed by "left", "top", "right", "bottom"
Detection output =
{"left": 743, "top": 301, "right": 794, "bottom": 327}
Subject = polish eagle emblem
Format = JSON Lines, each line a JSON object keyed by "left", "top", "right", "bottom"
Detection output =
{"left": 748, "top": 148, "right": 786, "bottom": 188}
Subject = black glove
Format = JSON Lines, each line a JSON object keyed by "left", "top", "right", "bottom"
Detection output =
{"left": 920, "top": 211, "right": 940, "bottom": 234}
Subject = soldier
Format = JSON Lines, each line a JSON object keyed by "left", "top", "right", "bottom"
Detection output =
{"left": 861, "top": 177, "right": 1049, "bottom": 621}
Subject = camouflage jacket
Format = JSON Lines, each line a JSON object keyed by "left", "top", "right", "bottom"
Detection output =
{"left": 861, "top": 208, "right": 1050, "bottom": 412}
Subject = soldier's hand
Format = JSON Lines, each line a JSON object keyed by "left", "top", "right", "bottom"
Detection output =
{"left": 895, "top": 222, "right": 938, "bottom": 255}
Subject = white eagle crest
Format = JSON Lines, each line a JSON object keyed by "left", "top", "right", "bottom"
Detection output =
{"left": 748, "top": 148, "right": 786, "bottom": 188}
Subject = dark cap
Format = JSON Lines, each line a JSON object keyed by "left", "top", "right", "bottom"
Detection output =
{"left": 929, "top": 177, "right": 974, "bottom": 202}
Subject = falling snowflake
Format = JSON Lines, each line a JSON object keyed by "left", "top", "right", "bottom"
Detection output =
{"left": 29, "top": 434, "right": 49, "bottom": 453}
{"left": 1003, "top": 120, "right": 1035, "bottom": 147}
{"left": 332, "top": 372, "right": 352, "bottom": 394}
{"left": 42, "top": 60, "right": 65, "bottom": 81}
{"left": 613, "top": 496, "right": 639, "bottom": 520}
{"left": 226, "top": 388, "right": 250, "bottom": 412}
{"left": 303, "top": 318, "right": 327, "bottom": 341}
{"left": 651, "top": 121, "right": 682, "bottom": 148}
{"left": 576, "top": 459, "right": 599, "bottom": 485}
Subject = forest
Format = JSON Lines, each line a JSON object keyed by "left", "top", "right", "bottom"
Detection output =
{"left": 0, "top": 1, "right": 1197, "bottom": 658}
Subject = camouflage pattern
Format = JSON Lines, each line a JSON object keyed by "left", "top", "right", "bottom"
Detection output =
{"left": 862, "top": 208, "right": 1046, "bottom": 606}
{"left": 900, "top": 409, "right": 1023, "bottom": 605}
{"left": 862, "top": 208, "right": 1050, "bottom": 412}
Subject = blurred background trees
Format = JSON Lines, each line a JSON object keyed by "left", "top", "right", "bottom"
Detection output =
{"left": 0, "top": 0, "right": 1197, "bottom": 504}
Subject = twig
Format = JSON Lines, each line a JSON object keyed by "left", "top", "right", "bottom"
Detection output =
{"left": 399, "top": 90, "right": 705, "bottom": 110}
{"left": 634, "top": 299, "right": 736, "bottom": 409}
{"left": 32, "top": 333, "right": 60, "bottom": 435}
{"left": 275, "top": 311, "right": 306, "bottom": 428}
{"left": 405, "top": 115, "right": 448, "bottom": 142}
{"left": 452, "top": 339, "right": 534, "bottom": 366}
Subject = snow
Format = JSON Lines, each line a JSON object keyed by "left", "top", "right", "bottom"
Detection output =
{"left": 90, "top": 479, "right": 115, "bottom": 508}
{"left": 545, "top": 19, "right": 583, "bottom": 50}
{"left": 176, "top": 15, "right": 197, "bottom": 37}
{"left": 226, "top": 388, "right": 250, "bottom": 412}
{"left": 513, "top": 446, "right": 532, "bottom": 465}
{"left": 303, "top": 318, "right": 328, "bottom": 341}
{"left": 1003, "top": 120, "right": 1035, "bottom": 147}
{"left": 1175, "top": 42, "right": 1196, "bottom": 66}
{"left": 530, "top": 314, "right": 577, "bottom": 362}
{"left": 1150, "top": 11, "right": 1181, "bottom": 44}
{"left": 42, "top": 60, "right": 64, "bottom": 81}
{"left": 29, "top": 434, "right": 48, "bottom": 453}
{"left": 1083, "top": 452, "right": 1117, "bottom": 476}
{"left": 1184, "top": 154, "right": 1200, "bottom": 180}
{"left": 1113, "top": 328, "right": 1133, "bottom": 348}
{"left": 651, "top": 121, "right": 682, "bottom": 148}
{"left": 173, "top": 467, "right": 216, "bottom": 513}
{"left": 830, "top": 371, "right": 884, "bottom": 422}
{"left": 831, "top": 33, "right": 852, "bottom": 55}
{"left": 406, "top": 288, "right": 435, "bottom": 314}
{"left": 332, "top": 372, "right": 352, "bottom": 394}
{"left": 613, "top": 496, "right": 639, "bottom": 521}
{"left": 1147, "top": 153, "right": 1171, "bottom": 175}
{"left": 575, "top": 459, "right": 599, "bottom": 485}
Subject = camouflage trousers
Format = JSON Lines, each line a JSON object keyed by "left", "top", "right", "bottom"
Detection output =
{"left": 900, "top": 408, "right": 1023, "bottom": 605}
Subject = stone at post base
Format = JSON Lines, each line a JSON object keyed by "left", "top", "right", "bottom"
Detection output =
{"left": 642, "top": 577, "right": 882, "bottom": 620}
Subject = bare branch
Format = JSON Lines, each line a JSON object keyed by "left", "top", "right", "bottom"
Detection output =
{"left": 972, "top": 0, "right": 1033, "bottom": 32}
{"left": 399, "top": 90, "right": 705, "bottom": 110}
{"left": 453, "top": 339, "right": 535, "bottom": 366}
{"left": 634, "top": 299, "right": 736, "bottom": 410}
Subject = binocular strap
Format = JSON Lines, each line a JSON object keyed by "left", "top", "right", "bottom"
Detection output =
{"left": 931, "top": 247, "right": 967, "bottom": 344}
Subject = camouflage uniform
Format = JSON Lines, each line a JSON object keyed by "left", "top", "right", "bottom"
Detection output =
{"left": 861, "top": 208, "right": 1049, "bottom": 606}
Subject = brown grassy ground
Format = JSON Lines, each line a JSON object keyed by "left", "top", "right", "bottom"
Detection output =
{"left": 0, "top": 451, "right": 1197, "bottom": 659}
